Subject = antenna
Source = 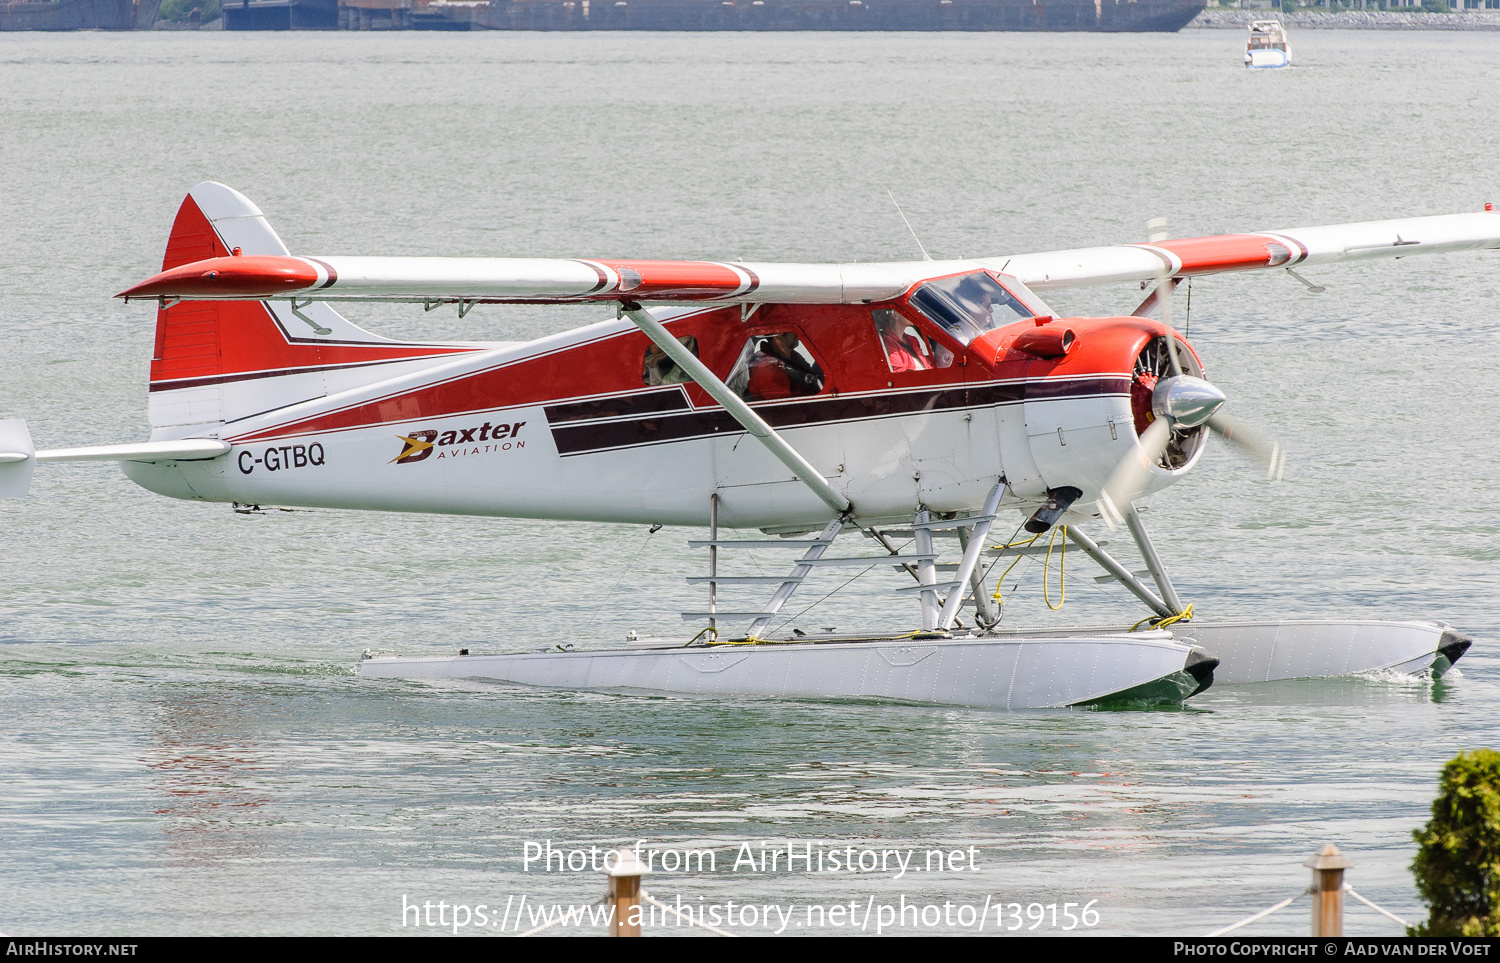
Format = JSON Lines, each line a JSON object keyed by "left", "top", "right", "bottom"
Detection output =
{"left": 887, "top": 191, "right": 933, "bottom": 261}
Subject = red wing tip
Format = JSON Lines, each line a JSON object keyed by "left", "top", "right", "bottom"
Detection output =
{"left": 117, "top": 256, "right": 320, "bottom": 301}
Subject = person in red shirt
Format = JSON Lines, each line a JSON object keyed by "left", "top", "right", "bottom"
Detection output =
{"left": 746, "top": 332, "right": 824, "bottom": 400}
{"left": 875, "top": 310, "right": 931, "bottom": 373}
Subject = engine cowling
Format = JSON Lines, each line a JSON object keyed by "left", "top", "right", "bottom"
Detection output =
{"left": 972, "top": 316, "right": 1212, "bottom": 517}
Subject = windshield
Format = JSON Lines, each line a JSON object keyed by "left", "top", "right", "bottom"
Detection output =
{"left": 907, "top": 273, "right": 1035, "bottom": 347}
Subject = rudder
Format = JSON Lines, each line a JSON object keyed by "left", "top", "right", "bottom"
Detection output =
{"left": 148, "top": 183, "right": 478, "bottom": 433}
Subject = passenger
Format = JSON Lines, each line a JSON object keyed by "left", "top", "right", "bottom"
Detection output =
{"left": 746, "top": 332, "right": 823, "bottom": 400}
{"left": 642, "top": 343, "right": 692, "bottom": 385}
{"left": 874, "top": 310, "right": 931, "bottom": 373}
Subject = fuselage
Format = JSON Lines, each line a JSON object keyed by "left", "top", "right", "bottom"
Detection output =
{"left": 127, "top": 269, "right": 1200, "bottom": 531}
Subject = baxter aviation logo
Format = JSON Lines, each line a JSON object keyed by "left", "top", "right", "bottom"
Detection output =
{"left": 391, "top": 419, "right": 528, "bottom": 465}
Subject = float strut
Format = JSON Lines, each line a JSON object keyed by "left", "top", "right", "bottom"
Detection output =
{"left": 914, "top": 507, "right": 940, "bottom": 631}
{"left": 708, "top": 492, "right": 719, "bottom": 637}
{"left": 1123, "top": 505, "right": 1185, "bottom": 615}
{"left": 957, "top": 527, "right": 999, "bottom": 627}
{"left": 937, "top": 481, "right": 1005, "bottom": 630}
{"left": 1064, "top": 526, "right": 1174, "bottom": 620}
{"left": 747, "top": 515, "right": 847, "bottom": 637}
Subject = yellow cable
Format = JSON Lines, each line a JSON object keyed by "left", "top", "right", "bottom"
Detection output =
{"left": 989, "top": 533, "right": 1040, "bottom": 604}
{"left": 1043, "top": 525, "right": 1066, "bottom": 611}
{"left": 1131, "top": 602, "right": 1194, "bottom": 632}
{"left": 707, "top": 630, "right": 927, "bottom": 647}
{"left": 1156, "top": 603, "right": 1194, "bottom": 629}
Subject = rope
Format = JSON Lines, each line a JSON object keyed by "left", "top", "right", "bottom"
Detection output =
{"left": 1156, "top": 604, "right": 1194, "bottom": 629}
{"left": 581, "top": 526, "right": 658, "bottom": 638}
{"left": 682, "top": 625, "right": 718, "bottom": 647}
{"left": 640, "top": 890, "right": 739, "bottom": 937}
{"left": 1042, "top": 525, "right": 1066, "bottom": 611}
{"left": 1204, "top": 892, "right": 1303, "bottom": 937}
{"left": 986, "top": 525, "right": 1067, "bottom": 612}
{"left": 711, "top": 635, "right": 794, "bottom": 647}
{"left": 769, "top": 553, "right": 892, "bottom": 633}
{"left": 1344, "top": 884, "right": 1413, "bottom": 929}
{"left": 1132, "top": 602, "right": 1195, "bottom": 633}
{"left": 989, "top": 529, "right": 1039, "bottom": 605}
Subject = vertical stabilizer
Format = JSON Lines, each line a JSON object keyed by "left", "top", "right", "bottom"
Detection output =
{"left": 148, "top": 183, "right": 479, "bottom": 434}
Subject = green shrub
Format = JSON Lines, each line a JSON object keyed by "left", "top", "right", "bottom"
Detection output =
{"left": 1411, "top": 749, "right": 1500, "bottom": 936}
{"left": 158, "top": 0, "right": 222, "bottom": 22}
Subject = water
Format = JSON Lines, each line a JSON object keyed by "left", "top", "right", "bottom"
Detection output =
{"left": 1, "top": 28, "right": 1498, "bottom": 936}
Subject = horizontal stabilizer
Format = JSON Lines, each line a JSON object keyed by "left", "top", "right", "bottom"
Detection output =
{"left": 0, "top": 419, "right": 36, "bottom": 498}
{"left": 35, "top": 439, "right": 230, "bottom": 463}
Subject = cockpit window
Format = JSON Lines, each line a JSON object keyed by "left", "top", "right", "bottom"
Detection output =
{"left": 725, "top": 331, "right": 825, "bottom": 401}
{"left": 908, "top": 272, "right": 1034, "bottom": 347}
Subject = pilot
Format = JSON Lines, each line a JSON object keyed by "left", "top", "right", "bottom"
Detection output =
{"left": 953, "top": 276, "right": 999, "bottom": 340}
{"left": 746, "top": 332, "right": 823, "bottom": 400}
{"left": 874, "top": 310, "right": 931, "bottom": 373}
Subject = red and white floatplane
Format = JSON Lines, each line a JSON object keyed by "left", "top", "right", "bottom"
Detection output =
{"left": 3, "top": 184, "right": 1491, "bottom": 708}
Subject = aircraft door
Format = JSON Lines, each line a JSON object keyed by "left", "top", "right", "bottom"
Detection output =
{"left": 709, "top": 321, "right": 844, "bottom": 525}
{"left": 871, "top": 307, "right": 1001, "bottom": 513}
{"left": 899, "top": 272, "right": 1052, "bottom": 510}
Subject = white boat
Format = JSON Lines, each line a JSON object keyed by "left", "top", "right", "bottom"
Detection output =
{"left": 1245, "top": 19, "right": 1291, "bottom": 69}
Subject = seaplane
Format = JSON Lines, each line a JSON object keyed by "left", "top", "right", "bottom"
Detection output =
{"left": 2, "top": 183, "right": 1493, "bottom": 709}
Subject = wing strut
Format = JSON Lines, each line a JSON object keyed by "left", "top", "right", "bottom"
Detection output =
{"left": 620, "top": 302, "right": 852, "bottom": 517}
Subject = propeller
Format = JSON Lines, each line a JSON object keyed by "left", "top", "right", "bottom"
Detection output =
{"left": 1100, "top": 374, "right": 1288, "bottom": 528}
{"left": 1099, "top": 416, "right": 1174, "bottom": 529}
{"left": 1097, "top": 217, "right": 1286, "bottom": 528}
{"left": 1205, "top": 412, "right": 1286, "bottom": 481}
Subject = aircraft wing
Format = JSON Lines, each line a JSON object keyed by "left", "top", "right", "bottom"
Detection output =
{"left": 118, "top": 209, "right": 1500, "bottom": 305}
{"left": 986, "top": 210, "right": 1500, "bottom": 290}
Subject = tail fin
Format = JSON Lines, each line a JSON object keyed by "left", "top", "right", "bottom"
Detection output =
{"left": 149, "top": 183, "right": 478, "bottom": 432}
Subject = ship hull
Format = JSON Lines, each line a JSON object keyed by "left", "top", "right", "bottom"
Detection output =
{"left": 482, "top": 0, "right": 1206, "bottom": 31}
{"left": 1, "top": 0, "right": 161, "bottom": 30}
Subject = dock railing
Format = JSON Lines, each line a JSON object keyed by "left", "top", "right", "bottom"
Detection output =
{"left": 514, "top": 842, "right": 1414, "bottom": 936}
{"left": 1206, "top": 843, "right": 1413, "bottom": 937}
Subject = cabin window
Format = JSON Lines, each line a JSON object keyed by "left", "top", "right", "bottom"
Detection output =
{"left": 641, "top": 335, "right": 700, "bottom": 386}
{"left": 725, "top": 331, "right": 825, "bottom": 401}
{"left": 873, "top": 309, "right": 946, "bottom": 372}
{"left": 908, "top": 272, "right": 1034, "bottom": 347}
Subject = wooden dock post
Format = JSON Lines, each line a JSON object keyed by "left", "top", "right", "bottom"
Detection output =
{"left": 607, "top": 849, "right": 651, "bottom": 937}
{"left": 1305, "top": 844, "right": 1352, "bottom": 936}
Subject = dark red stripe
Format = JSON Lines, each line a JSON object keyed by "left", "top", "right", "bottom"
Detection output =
{"left": 308, "top": 258, "right": 339, "bottom": 290}
{"left": 570, "top": 260, "right": 611, "bottom": 296}
{"left": 549, "top": 379, "right": 1130, "bottom": 456}
{"left": 544, "top": 389, "right": 691, "bottom": 424}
